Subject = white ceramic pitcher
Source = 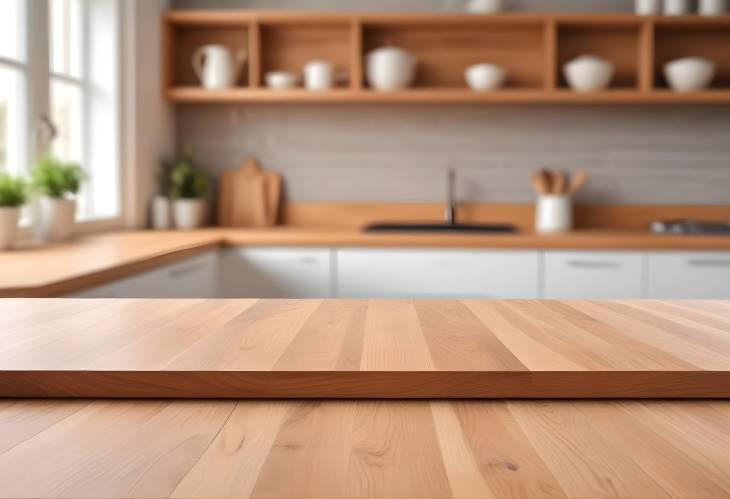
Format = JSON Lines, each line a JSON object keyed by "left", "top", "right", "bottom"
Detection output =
{"left": 192, "top": 45, "right": 247, "bottom": 90}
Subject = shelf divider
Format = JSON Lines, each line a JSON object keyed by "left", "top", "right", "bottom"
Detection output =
{"left": 248, "top": 20, "right": 261, "bottom": 88}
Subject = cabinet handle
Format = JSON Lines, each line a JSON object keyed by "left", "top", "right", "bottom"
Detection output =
{"left": 299, "top": 257, "right": 319, "bottom": 265}
{"left": 168, "top": 263, "right": 209, "bottom": 279}
{"left": 566, "top": 260, "right": 621, "bottom": 269}
{"left": 687, "top": 259, "right": 730, "bottom": 268}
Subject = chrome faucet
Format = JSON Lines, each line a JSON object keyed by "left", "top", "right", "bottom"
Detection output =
{"left": 445, "top": 169, "right": 456, "bottom": 225}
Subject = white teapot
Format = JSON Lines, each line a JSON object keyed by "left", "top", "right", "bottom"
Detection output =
{"left": 366, "top": 47, "right": 418, "bottom": 91}
{"left": 192, "top": 44, "right": 247, "bottom": 90}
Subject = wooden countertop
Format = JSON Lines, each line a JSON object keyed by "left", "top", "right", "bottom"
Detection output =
{"left": 0, "top": 398, "right": 728, "bottom": 498}
{"left": 3, "top": 299, "right": 729, "bottom": 398}
{"left": 2, "top": 227, "right": 730, "bottom": 297}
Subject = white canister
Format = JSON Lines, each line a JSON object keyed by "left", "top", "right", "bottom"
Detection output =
{"left": 535, "top": 195, "right": 573, "bottom": 234}
{"left": 151, "top": 196, "right": 172, "bottom": 230}
{"left": 304, "top": 60, "right": 335, "bottom": 91}
{"left": 699, "top": 0, "right": 727, "bottom": 15}
{"left": 664, "top": 0, "right": 691, "bottom": 15}
{"left": 173, "top": 199, "right": 207, "bottom": 230}
{"left": 635, "top": 0, "right": 662, "bottom": 14}
{"left": 0, "top": 207, "right": 19, "bottom": 250}
{"left": 36, "top": 196, "right": 76, "bottom": 242}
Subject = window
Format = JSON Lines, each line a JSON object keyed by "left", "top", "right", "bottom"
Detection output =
{"left": 0, "top": 0, "right": 122, "bottom": 225}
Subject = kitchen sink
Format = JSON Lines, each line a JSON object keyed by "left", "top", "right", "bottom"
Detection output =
{"left": 363, "top": 222, "right": 517, "bottom": 234}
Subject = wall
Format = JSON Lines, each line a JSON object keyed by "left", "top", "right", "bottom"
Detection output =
{"left": 126, "top": 0, "right": 175, "bottom": 228}
{"left": 172, "top": 0, "right": 730, "bottom": 205}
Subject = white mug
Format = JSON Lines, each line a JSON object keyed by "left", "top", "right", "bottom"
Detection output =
{"left": 535, "top": 195, "right": 573, "bottom": 234}
{"left": 664, "top": 0, "right": 691, "bottom": 15}
{"left": 699, "top": 0, "right": 727, "bottom": 15}
{"left": 635, "top": 0, "right": 661, "bottom": 14}
{"left": 304, "top": 60, "right": 334, "bottom": 91}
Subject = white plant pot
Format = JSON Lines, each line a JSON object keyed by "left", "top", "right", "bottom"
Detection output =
{"left": 36, "top": 196, "right": 76, "bottom": 242}
{"left": 173, "top": 199, "right": 207, "bottom": 230}
{"left": 151, "top": 196, "right": 172, "bottom": 230}
{"left": 535, "top": 195, "right": 573, "bottom": 234}
{"left": 0, "top": 207, "right": 20, "bottom": 250}
{"left": 664, "top": 57, "right": 716, "bottom": 92}
{"left": 564, "top": 55, "right": 615, "bottom": 92}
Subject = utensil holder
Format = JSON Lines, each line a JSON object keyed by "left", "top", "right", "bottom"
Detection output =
{"left": 536, "top": 195, "right": 573, "bottom": 234}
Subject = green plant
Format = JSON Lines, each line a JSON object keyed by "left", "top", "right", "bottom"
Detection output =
{"left": 167, "top": 148, "right": 209, "bottom": 199}
{"left": 31, "top": 155, "right": 84, "bottom": 198}
{"left": 0, "top": 172, "right": 27, "bottom": 207}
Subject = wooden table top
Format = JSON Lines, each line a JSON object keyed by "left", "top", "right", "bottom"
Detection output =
{"left": 0, "top": 398, "right": 728, "bottom": 498}
{"left": 2, "top": 228, "right": 730, "bottom": 297}
{"left": 2, "top": 299, "right": 729, "bottom": 398}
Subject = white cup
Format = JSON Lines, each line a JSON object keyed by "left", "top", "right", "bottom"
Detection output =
{"left": 699, "top": 0, "right": 727, "bottom": 15}
{"left": 664, "top": 0, "right": 691, "bottom": 15}
{"left": 635, "top": 0, "right": 662, "bottom": 14}
{"left": 304, "top": 60, "right": 335, "bottom": 91}
{"left": 535, "top": 195, "right": 573, "bottom": 234}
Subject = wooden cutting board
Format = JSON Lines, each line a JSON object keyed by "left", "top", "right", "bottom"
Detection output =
{"left": 218, "top": 158, "right": 282, "bottom": 227}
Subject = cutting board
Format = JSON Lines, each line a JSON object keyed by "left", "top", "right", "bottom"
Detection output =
{"left": 218, "top": 158, "right": 282, "bottom": 227}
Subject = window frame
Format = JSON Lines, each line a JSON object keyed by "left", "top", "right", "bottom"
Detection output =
{"left": 11, "top": 0, "right": 130, "bottom": 238}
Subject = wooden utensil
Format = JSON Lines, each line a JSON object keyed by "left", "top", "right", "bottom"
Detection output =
{"left": 568, "top": 169, "right": 589, "bottom": 195}
{"left": 551, "top": 169, "right": 567, "bottom": 194}
{"left": 531, "top": 169, "right": 551, "bottom": 195}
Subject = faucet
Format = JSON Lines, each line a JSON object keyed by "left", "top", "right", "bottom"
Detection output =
{"left": 445, "top": 169, "right": 456, "bottom": 225}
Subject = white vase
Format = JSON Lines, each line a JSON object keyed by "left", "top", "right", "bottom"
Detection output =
{"left": 36, "top": 196, "right": 76, "bottom": 242}
{"left": 0, "top": 207, "right": 20, "bottom": 250}
{"left": 635, "top": 0, "right": 662, "bottom": 14}
{"left": 699, "top": 0, "right": 727, "bottom": 15}
{"left": 664, "top": 0, "right": 691, "bottom": 15}
{"left": 535, "top": 195, "right": 573, "bottom": 234}
{"left": 173, "top": 199, "right": 206, "bottom": 230}
{"left": 151, "top": 196, "right": 172, "bottom": 230}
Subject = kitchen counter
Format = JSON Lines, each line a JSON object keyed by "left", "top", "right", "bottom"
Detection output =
{"left": 2, "top": 227, "right": 730, "bottom": 297}
{"left": 0, "top": 398, "right": 728, "bottom": 498}
{"left": 2, "top": 298, "right": 728, "bottom": 398}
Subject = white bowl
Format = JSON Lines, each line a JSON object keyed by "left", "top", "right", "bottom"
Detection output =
{"left": 366, "top": 47, "right": 418, "bottom": 91}
{"left": 465, "top": 63, "right": 507, "bottom": 91}
{"left": 664, "top": 57, "right": 716, "bottom": 92}
{"left": 563, "top": 55, "right": 615, "bottom": 92}
{"left": 265, "top": 71, "right": 299, "bottom": 90}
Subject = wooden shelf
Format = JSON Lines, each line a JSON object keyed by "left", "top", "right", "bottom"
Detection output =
{"left": 163, "top": 11, "right": 730, "bottom": 104}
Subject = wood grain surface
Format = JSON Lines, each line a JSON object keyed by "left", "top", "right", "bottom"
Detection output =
{"left": 0, "top": 398, "right": 728, "bottom": 498}
{"left": 1, "top": 299, "right": 729, "bottom": 398}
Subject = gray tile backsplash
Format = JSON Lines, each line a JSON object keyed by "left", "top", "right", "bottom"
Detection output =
{"left": 172, "top": 0, "right": 730, "bottom": 205}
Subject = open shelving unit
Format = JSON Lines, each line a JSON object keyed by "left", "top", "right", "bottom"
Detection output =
{"left": 163, "top": 11, "right": 730, "bottom": 104}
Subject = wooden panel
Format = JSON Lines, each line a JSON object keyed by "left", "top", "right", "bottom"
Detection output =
{"left": 557, "top": 23, "right": 642, "bottom": 89}
{"left": 259, "top": 23, "right": 353, "bottom": 88}
{"left": 654, "top": 24, "right": 730, "bottom": 89}
{"left": 1, "top": 299, "right": 730, "bottom": 398}
{"left": 170, "top": 24, "right": 250, "bottom": 87}
{"left": 362, "top": 22, "right": 546, "bottom": 89}
{"left": 0, "top": 399, "right": 729, "bottom": 498}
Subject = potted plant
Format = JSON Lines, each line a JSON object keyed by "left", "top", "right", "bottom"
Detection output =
{"left": 167, "top": 148, "right": 209, "bottom": 230}
{"left": 31, "top": 155, "right": 84, "bottom": 241}
{"left": 0, "top": 173, "right": 27, "bottom": 250}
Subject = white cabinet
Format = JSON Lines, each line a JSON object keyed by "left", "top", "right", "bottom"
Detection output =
{"left": 220, "top": 247, "right": 332, "bottom": 298}
{"left": 647, "top": 251, "right": 730, "bottom": 299}
{"left": 68, "top": 251, "right": 218, "bottom": 298}
{"left": 543, "top": 251, "right": 645, "bottom": 299}
{"left": 337, "top": 249, "right": 539, "bottom": 298}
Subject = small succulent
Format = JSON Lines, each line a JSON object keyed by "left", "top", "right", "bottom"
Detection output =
{"left": 31, "top": 155, "right": 84, "bottom": 198}
{"left": 0, "top": 173, "right": 28, "bottom": 207}
{"left": 166, "top": 147, "right": 209, "bottom": 199}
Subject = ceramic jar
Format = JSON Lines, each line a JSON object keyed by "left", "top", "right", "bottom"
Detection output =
{"left": 366, "top": 47, "right": 418, "bottom": 91}
{"left": 36, "top": 196, "right": 76, "bottom": 242}
{"left": 536, "top": 195, "right": 573, "bottom": 234}
{"left": 151, "top": 196, "right": 172, "bottom": 230}
{"left": 0, "top": 207, "right": 19, "bottom": 250}
{"left": 304, "top": 60, "right": 335, "bottom": 90}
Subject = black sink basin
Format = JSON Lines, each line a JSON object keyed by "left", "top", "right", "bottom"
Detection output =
{"left": 364, "top": 222, "right": 517, "bottom": 234}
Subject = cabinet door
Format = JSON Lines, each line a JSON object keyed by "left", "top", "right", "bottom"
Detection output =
{"left": 648, "top": 251, "right": 730, "bottom": 299}
{"left": 543, "top": 251, "right": 645, "bottom": 299}
{"left": 220, "top": 247, "right": 332, "bottom": 298}
{"left": 337, "top": 249, "right": 539, "bottom": 298}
